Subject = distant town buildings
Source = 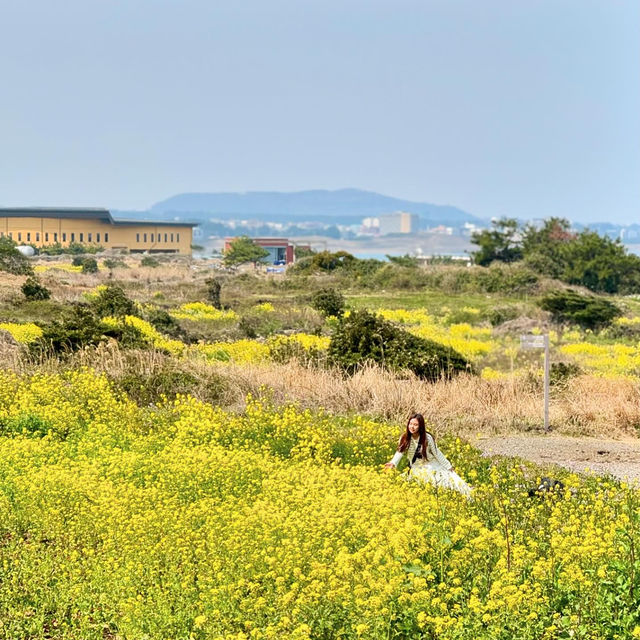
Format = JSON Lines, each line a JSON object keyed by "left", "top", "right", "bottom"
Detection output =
{"left": 378, "top": 211, "right": 419, "bottom": 235}
{"left": 427, "top": 225, "right": 453, "bottom": 236}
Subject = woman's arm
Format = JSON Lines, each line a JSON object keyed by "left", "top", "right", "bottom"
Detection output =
{"left": 384, "top": 450, "right": 403, "bottom": 468}
{"left": 427, "top": 434, "right": 453, "bottom": 470}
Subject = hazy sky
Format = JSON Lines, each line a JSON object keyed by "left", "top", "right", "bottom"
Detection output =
{"left": 1, "top": 0, "right": 638, "bottom": 223}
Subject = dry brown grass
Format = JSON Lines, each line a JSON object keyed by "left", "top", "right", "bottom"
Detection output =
{"left": 8, "top": 342, "right": 640, "bottom": 438}
{"left": 202, "top": 361, "right": 640, "bottom": 438}
{"left": 0, "top": 255, "right": 205, "bottom": 305}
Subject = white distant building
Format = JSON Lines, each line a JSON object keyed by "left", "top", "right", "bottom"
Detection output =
{"left": 378, "top": 211, "right": 418, "bottom": 235}
{"left": 462, "top": 222, "right": 481, "bottom": 236}
{"left": 360, "top": 217, "right": 380, "bottom": 234}
{"left": 429, "top": 224, "right": 453, "bottom": 236}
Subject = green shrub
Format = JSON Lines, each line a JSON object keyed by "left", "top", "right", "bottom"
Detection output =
{"left": 114, "top": 367, "right": 227, "bottom": 406}
{"left": 21, "top": 276, "right": 51, "bottom": 301}
{"left": 71, "top": 255, "right": 85, "bottom": 267}
{"left": 67, "top": 242, "right": 103, "bottom": 255}
{"left": 310, "top": 287, "right": 345, "bottom": 318}
{"left": 81, "top": 257, "right": 99, "bottom": 273}
{"left": 0, "top": 237, "right": 33, "bottom": 275}
{"left": 488, "top": 305, "right": 520, "bottom": 326}
{"left": 538, "top": 289, "right": 621, "bottom": 330}
{"left": 141, "top": 255, "right": 160, "bottom": 268}
{"left": 31, "top": 305, "right": 110, "bottom": 356}
{"left": 268, "top": 337, "right": 326, "bottom": 367}
{"left": 474, "top": 264, "right": 539, "bottom": 294}
{"left": 328, "top": 309, "right": 471, "bottom": 380}
{"left": 103, "top": 258, "right": 128, "bottom": 270}
{"left": 205, "top": 277, "right": 223, "bottom": 309}
{"left": 238, "top": 311, "right": 282, "bottom": 339}
{"left": 31, "top": 303, "right": 148, "bottom": 357}
{"left": 91, "top": 284, "right": 138, "bottom": 318}
{"left": 364, "top": 263, "right": 540, "bottom": 296}
{"left": 550, "top": 361, "right": 582, "bottom": 387}
{"left": 386, "top": 254, "right": 419, "bottom": 268}
{"left": 144, "top": 307, "right": 186, "bottom": 340}
{"left": 39, "top": 242, "right": 65, "bottom": 256}
{"left": 601, "top": 321, "right": 640, "bottom": 341}
{"left": 289, "top": 251, "right": 384, "bottom": 277}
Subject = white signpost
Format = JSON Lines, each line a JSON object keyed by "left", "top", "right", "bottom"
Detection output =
{"left": 520, "top": 333, "right": 550, "bottom": 432}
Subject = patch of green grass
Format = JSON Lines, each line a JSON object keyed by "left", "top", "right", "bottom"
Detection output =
{"left": 347, "top": 290, "right": 530, "bottom": 316}
{"left": 0, "top": 300, "right": 68, "bottom": 324}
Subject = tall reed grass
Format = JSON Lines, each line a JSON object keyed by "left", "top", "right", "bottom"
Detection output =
{"left": 7, "top": 341, "right": 640, "bottom": 438}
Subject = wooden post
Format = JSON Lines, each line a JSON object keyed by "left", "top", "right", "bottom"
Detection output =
{"left": 544, "top": 334, "right": 550, "bottom": 432}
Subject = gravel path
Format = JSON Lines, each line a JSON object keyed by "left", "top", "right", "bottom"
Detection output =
{"left": 474, "top": 434, "right": 640, "bottom": 484}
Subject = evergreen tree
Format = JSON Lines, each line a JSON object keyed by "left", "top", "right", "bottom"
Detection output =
{"left": 223, "top": 236, "right": 270, "bottom": 267}
{"left": 470, "top": 218, "right": 523, "bottom": 266}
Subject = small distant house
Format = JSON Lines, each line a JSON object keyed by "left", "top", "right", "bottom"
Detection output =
{"left": 224, "top": 237, "right": 296, "bottom": 265}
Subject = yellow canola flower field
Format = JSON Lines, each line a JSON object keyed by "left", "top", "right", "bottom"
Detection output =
{"left": 171, "top": 302, "right": 238, "bottom": 322}
{"left": 0, "top": 370, "right": 637, "bottom": 639}
{"left": 195, "top": 339, "right": 271, "bottom": 363}
{"left": 102, "top": 315, "right": 186, "bottom": 355}
{"left": 0, "top": 322, "right": 43, "bottom": 344}
{"left": 377, "top": 308, "right": 495, "bottom": 361}
{"left": 33, "top": 263, "right": 83, "bottom": 273}
{"left": 560, "top": 342, "right": 640, "bottom": 378}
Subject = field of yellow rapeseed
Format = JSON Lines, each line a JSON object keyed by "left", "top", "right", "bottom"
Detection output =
{"left": 171, "top": 302, "right": 238, "bottom": 323}
{"left": 0, "top": 370, "right": 637, "bottom": 639}
{"left": 0, "top": 322, "right": 44, "bottom": 344}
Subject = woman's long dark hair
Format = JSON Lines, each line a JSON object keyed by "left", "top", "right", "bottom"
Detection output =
{"left": 398, "top": 413, "right": 435, "bottom": 458}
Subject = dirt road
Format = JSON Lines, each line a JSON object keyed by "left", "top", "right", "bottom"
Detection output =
{"left": 474, "top": 434, "right": 640, "bottom": 484}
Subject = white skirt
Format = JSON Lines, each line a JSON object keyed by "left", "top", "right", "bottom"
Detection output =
{"left": 408, "top": 461, "right": 472, "bottom": 496}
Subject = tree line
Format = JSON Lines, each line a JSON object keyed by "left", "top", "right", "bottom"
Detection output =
{"left": 471, "top": 217, "right": 640, "bottom": 294}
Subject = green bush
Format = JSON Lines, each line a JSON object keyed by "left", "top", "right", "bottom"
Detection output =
{"left": 67, "top": 242, "right": 102, "bottom": 255}
{"left": 114, "top": 367, "right": 227, "bottom": 407}
{"left": 538, "top": 289, "right": 621, "bottom": 330}
{"left": 39, "top": 242, "right": 65, "bottom": 256}
{"left": 103, "top": 258, "right": 128, "bottom": 270}
{"left": 31, "top": 304, "right": 145, "bottom": 356}
{"left": 144, "top": 307, "right": 186, "bottom": 340}
{"left": 268, "top": 337, "right": 326, "bottom": 367}
{"left": 71, "top": 255, "right": 84, "bottom": 267}
{"left": 141, "top": 256, "right": 160, "bottom": 268}
{"left": 0, "top": 237, "right": 33, "bottom": 275}
{"left": 386, "top": 254, "right": 419, "bottom": 268}
{"left": 601, "top": 321, "right": 640, "bottom": 341}
{"left": 488, "top": 305, "right": 520, "bottom": 326}
{"left": 91, "top": 284, "right": 138, "bottom": 318}
{"left": 328, "top": 309, "right": 471, "bottom": 380}
{"left": 310, "top": 287, "right": 345, "bottom": 318}
{"left": 289, "top": 251, "right": 385, "bottom": 278}
{"left": 238, "top": 311, "right": 282, "bottom": 339}
{"left": 474, "top": 264, "right": 539, "bottom": 294}
{"left": 205, "top": 277, "right": 222, "bottom": 309}
{"left": 21, "top": 276, "right": 51, "bottom": 301}
{"left": 550, "top": 361, "right": 582, "bottom": 387}
{"left": 81, "top": 257, "right": 99, "bottom": 273}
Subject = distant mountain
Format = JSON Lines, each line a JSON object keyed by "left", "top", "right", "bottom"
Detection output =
{"left": 147, "top": 188, "right": 481, "bottom": 226}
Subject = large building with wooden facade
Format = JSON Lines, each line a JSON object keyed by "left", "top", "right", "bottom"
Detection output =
{"left": 0, "top": 208, "right": 197, "bottom": 255}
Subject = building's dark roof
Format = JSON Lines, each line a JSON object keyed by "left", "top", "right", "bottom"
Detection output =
{"left": 0, "top": 207, "right": 198, "bottom": 227}
{"left": 0, "top": 207, "right": 112, "bottom": 221}
{"left": 112, "top": 217, "right": 199, "bottom": 228}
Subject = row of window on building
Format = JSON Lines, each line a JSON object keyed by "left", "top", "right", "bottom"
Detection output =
{"left": 0, "top": 231, "right": 110, "bottom": 243}
{"left": 135, "top": 232, "right": 180, "bottom": 243}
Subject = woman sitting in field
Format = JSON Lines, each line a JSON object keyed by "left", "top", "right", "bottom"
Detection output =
{"left": 384, "top": 413, "right": 471, "bottom": 496}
